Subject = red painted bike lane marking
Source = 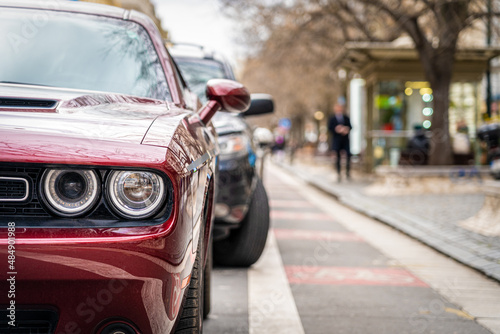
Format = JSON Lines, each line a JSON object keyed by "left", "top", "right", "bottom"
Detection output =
{"left": 285, "top": 266, "right": 428, "bottom": 287}
{"left": 274, "top": 228, "right": 364, "bottom": 242}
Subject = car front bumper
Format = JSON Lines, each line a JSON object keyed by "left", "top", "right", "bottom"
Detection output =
{"left": 0, "top": 223, "right": 195, "bottom": 334}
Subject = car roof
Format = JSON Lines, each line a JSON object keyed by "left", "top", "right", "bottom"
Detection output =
{"left": 0, "top": 0, "right": 127, "bottom": 19}
{"left": 168, "top": 43, "right": 237, "bottom": 81}
{"left": 168, "top": 43, "right": 218, "bottom": 59}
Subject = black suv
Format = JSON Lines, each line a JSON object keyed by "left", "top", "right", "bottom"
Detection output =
{"left": 169, "top": 44, "right": 274, "bottom": 267}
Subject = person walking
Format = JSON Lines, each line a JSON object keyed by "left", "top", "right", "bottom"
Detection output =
{"left": 328, "top": 103, "right": 352, "bottom": 181}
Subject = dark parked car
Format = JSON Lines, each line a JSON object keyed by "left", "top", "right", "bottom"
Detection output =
{"left": 169, "top": 44, "right": 274, "bottom": 267}
{"left": 0, "top": 2, "right": 251, "bottom": 333}
{"left": 478, "top": 123, "right": 500, "bottom": 179}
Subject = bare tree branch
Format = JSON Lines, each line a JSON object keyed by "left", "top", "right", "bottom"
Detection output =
{"left": 221, "top": 0, "right": 499, "bottom": 165}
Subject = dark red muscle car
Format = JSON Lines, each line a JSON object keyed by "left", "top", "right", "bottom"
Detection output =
{"left": 0, "top": 1, "right": 250, "bottom": 333}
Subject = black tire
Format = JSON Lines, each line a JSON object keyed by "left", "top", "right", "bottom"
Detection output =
{"left": 174, "top": 233, "right": 204, "bottom": 333}
{"left": 203, "top": 236, "right": 212, "bottom": 319}
{"left": 214, "top": 178, "right": 270, "bottom": 267}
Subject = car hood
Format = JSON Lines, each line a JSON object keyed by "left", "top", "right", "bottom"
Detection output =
{"left": 0, "top": 83, "right": 174, "bottom": 145}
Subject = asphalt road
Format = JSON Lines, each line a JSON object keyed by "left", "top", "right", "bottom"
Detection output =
{"left": 204, "top": 163, "right": 499, "bottom": 334}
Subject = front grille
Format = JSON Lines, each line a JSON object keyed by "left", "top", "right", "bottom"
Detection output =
{"left": 0, "top": 177, "right": 29, "bottom": 201}
{"left": 0, "top": 309, "right": 58, "bottom": 334}
{"left": 0, "top": 98, "right": 57, "bottom": 108}
{"left": 0, "top": 166, "right": 49, "bottom": 217}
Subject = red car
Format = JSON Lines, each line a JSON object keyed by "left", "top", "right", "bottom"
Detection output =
{"left": 0, "top": 1, "right": 250, "bottom": 333}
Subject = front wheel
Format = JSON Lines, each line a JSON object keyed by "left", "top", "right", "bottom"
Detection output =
{"left": 214, "top": 179, "right": 270, "bottom": 267}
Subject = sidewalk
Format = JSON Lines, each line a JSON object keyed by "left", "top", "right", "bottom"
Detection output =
{"left": 274, "top": 153, "right": 500, "bottom": 282}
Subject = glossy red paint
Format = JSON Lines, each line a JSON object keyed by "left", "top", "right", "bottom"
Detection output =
{"left": 206, "top": 79, "right": 251, "bottom": 113}
{"left": 0, "top": 112, "right": 203, "bottom": 333}
{"left": 0, "top": 119, "right": 200, "bottom": 334}
{"left": 198, "top": 100, "right": 222, "bottom": 125}
{"left": 0, "top": 1, "right": 250, "bottom": 333}
{"left": 0, "top": 240, "right": 196, "bottom": 333}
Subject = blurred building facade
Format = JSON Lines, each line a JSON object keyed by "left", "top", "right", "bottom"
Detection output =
{"left": 341, "top": 38, "right": 500, "bottom": 171}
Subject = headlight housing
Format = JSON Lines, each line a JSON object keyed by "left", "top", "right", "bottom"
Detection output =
{"left": 106, "top": 170, "right": 166, "bottom": 219}
{"left": 41, "top": 169, "right": 100, "bottom": 217}
{"left": 218, "top": 134, "right": 249, "bottom": 157}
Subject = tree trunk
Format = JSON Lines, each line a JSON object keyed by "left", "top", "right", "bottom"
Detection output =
{"left": 416, "top": 45, "right": 456, "bottom": 165}
{"left": 402, "top": 8, "right": 463, "bottom": 166}
{"left": 428, "top": 76, "right": 454, "bottom": 165}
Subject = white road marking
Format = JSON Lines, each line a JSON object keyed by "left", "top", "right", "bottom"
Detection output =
{"left": 248, "top": 230, "right": 305, "bottom": 334}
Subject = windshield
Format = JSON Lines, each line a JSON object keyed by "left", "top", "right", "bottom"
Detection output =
{"left": 0, "top": 8, "right": 170, "bottom": 100}
{"left": 175, "top": 58, "right": 226, "bottom": 102}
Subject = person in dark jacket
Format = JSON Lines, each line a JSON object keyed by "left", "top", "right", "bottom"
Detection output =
{"left": 328, "top": 103, "right": 352, "bottom": 181}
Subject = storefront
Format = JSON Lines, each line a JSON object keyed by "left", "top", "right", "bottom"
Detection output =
{"left": 342, "top": 43, "right": 500, "bottom": 171}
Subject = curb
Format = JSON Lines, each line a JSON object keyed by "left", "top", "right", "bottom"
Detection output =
{"left": 277, "top": 162, "right": 500, "bottom": 283}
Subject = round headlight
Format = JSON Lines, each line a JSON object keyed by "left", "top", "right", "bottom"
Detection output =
{"left": 42, "top": 169, "right": 100, "bottom": 216}
{"left": 107, "top": 171, "right": 165, "bottom": 219}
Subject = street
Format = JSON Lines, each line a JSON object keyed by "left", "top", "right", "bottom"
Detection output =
{"left": 205, "top": 163, "right": 500, "bottom": 334}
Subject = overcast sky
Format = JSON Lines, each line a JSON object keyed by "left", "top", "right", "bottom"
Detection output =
{"left": 153, "top": 0, "right": 242, "bottom": 67}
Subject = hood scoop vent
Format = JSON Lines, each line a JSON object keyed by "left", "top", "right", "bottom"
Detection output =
{"left": 0, "top": 98, "right": 58, "bottom": 109}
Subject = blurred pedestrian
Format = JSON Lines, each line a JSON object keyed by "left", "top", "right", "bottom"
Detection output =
{"left": 328, "top": 103, "right": 352, "bottom": 181}
{"left": 271, "top": 129, "right": 286, "bottom": 162}
{"left": 453, "top": 121, "right": 471, "bottom": 155}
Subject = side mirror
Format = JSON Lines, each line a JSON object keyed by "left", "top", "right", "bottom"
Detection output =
{"left": 198, "top": 79, "right": 251, "bottom": 124}
{"left": 243, "top": 94, "right": 274, "bottom": 117}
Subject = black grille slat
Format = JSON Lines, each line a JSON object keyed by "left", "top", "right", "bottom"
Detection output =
{"left": 0, "top": 98, "right": 57, "bottom": 108}
{"left": 0, "top": 167, "right": 49, "bottom": 218}
{"left": 0, "top": 207, "right": 16, "bottom": 214}
{"left": 0, "top": 178, "right": 27, "bottom": 200}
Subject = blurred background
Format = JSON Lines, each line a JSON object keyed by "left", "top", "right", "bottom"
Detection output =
{"left": 75, "top": 0, "right": 500, "bottom": 172}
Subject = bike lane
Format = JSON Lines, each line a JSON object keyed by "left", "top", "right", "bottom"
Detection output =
{"left": 266, "top": 165, "right": 491, "bottom": 334}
